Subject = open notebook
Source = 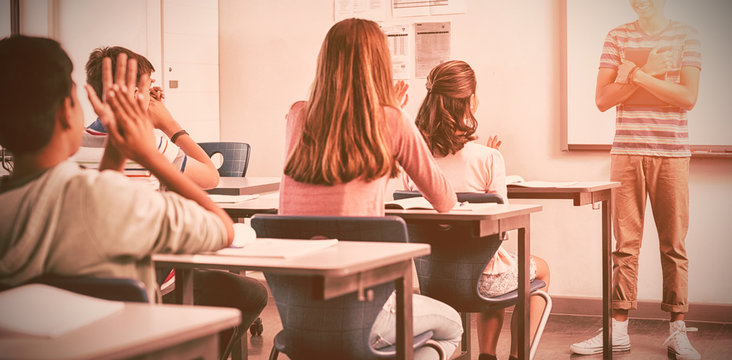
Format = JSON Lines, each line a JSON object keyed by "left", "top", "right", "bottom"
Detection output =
{"left": 0, "top": 284, "right": 124, "bottom": 338}
{"left": 506, "top": 175, "right": 577, "bottom": 188}
{"left": 385, "top": 197, "right": 497, "bottom": 211}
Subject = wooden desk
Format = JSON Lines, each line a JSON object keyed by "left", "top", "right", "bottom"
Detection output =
{"left": 207, "top": 177, "right": 280, "bottom": 195}
{"left": 507, "top": 181, "right": 620, "bottom": 359}
{"left": 154, "top": 241, "right": 430, "bottom": 360}
{"left": 386, "top": 204, "right": 542, "bottom": 360}
{"left": 0, "top": 303, "right": 240, "bottom": 360}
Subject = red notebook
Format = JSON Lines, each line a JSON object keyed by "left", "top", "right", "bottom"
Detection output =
{"left": 621, "top": 48, "right": 671, "bottom": 107}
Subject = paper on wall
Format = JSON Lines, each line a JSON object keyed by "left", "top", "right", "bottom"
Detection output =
{"left": 381, "top": 23, "right": 411, "bottom": 79}
{"left": 335, "top": 0, "right": 388, "bottom": 22}
{"left": 415, "top": 22, "right": 451, "bottom": 78}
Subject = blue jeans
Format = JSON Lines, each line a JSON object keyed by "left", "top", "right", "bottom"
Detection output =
{"left": 370, "top": 291, "right": 463, "bottom": 359}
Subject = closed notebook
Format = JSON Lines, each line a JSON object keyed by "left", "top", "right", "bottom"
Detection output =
{"left": 0, "top": 284, "right": 124, "bottom": 338}
{"left": 621, "top": 48, "right": 671, "bottom": 107}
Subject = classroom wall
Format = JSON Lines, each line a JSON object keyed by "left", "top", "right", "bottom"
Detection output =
{"left": 219, "top": 0, "right": 732, "bottom": 306}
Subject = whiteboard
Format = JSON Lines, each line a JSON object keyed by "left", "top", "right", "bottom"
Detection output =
{"left": 564, "top": 0, "right": 732, "bottom": 148}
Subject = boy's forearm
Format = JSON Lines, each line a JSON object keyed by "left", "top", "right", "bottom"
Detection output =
{"left": 141, "top": 152, "right": 234, "bottom": 245}
{"left": 99, "top": 141, "right": 126, "bottom": 172}
{"left": 632, "top": 70, "right": 699, "bottom": 110}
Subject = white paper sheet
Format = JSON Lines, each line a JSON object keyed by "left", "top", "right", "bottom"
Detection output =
{"left": 216, "top": 238, "right": 339, "bottom": 259}
{"left": 415, "top": 22, "right": 451, "bottom": 78}
{"left": 381, "top": 23, "right": 411, "bottom": 79}
{"left": 507, "top": 181, "right": 579, "bottom": 188}
{"left": 335, "top": 0, "right": 387, "bottom": 21}
{"left": 392, "top": 0, "right": 467, "bottom": 17}
{"left": 0, "top": 284, "right": 124, "bottom": 338}
{"left": 208, "top": 194, "right": 259, "bottom": 203}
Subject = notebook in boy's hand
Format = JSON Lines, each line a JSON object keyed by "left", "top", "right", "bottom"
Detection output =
{"left": 621, "top": 48, "right": 672, "bottom": 107}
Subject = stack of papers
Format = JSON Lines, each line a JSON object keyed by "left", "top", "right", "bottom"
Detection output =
{"left": 385, "top": 197, "right": 497, "bottom": 211}
{"left": 507, "top": 181, "right": 578, "bottom": 188}
{"left": 0, "top": 284, "right": 124, "bottom": 338}
{"left": 216, "top": 238, "right": 338, "bottom": 259}
{"left": 208, "top": 194, "right": 259, "bottom": 203}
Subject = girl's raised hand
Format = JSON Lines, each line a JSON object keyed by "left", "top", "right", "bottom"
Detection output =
{"left": 486, "top": 135, "right": 502, "bottom": 150}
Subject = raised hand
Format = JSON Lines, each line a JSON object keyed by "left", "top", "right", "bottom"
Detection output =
{"left": 642, "top": 46, "right": 673, "bottom": 76}
{"left": 85, "top": 56, "right": 115, "bottom": 128}
{"left": 486, "top": 135, "right": 502, "bottom": 150}
{"left": 91, "top": 53, "right": 157, "bottom": 163}
{"left": 394, "top": 80, "right": 409, "bottom": 109}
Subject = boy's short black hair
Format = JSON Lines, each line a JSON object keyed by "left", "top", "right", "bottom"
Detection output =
{"left": 86, "top": 46, "right": 155, "bottom": 100}
{"left": 0, "top": 35, "right": 73, "bottom": 155}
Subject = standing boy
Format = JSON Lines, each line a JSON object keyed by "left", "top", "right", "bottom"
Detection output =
{"left": 570, "top": 0, "right": 701, "bottom": 359}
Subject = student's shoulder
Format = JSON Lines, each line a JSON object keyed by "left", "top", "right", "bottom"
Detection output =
{"left": 669, "top": 20, "right": 699, "bottom": 37}
{"left": 464, "top": 142, "right": 503, "bottom": 158}
{"left": 606, "top": 21, "right": 636, "bottom": 37}
{"left": 288, "top": 101, "right": 307, "bottom": 117}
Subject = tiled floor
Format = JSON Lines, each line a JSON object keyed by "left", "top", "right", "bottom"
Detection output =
{"left": 242, "top": 289, "right": 732, "bottom": 359}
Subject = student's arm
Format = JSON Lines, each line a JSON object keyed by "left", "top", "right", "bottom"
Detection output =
{"left": 98, "top": 141, "right": 126, "bottom": 172}
{"left": 390, "top": 108, "right": 456, "bottom": 212}
{"left": 88, "top": 54, "right": 233, "bottom": 245}
{"left": 595, "top": 65, "right": 640, "bottom": 112}
{"left": 148, "top": 94, "right": 220, "bottom": 189}
{"left": 85, "top": 55, "right": 127, "bottom": 173}
{"left": 631, "top": 66, "right": 700, "bottom": 110}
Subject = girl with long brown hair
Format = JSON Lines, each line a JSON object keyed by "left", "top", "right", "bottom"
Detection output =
{"left": 279, "top": 18, "right": 462, "bottom": 359}
{"left": 407, "top": 60, "right": 551, "bottom": 360}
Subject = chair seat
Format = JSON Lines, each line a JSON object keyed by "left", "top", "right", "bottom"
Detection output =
{"left": 274, "top": 329, "right": 436, "bottom": 359}
{"left": 478, "top": 279, "right": 547, "bottom": 306}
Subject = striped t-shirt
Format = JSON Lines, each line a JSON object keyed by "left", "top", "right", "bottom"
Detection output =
{"left": 600, "top": 20, "right": 702, "bottom": 157}
{"left": 71, "top": 119, "right": 187, "bottom": 191}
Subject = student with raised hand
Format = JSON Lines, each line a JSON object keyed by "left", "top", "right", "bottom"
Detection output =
{"left": 0, "top": 36, "right": 265, "bottom": 360}
{"left": 76, "top": 46, "right": 219, "bottom": 190}
{"left": 405, "top": 60, "right": 550, "bottom": 360}
{"left": 279, "top": 18, "right": 462, "bottom": 359}
{"left": 0, "top": 35, "right": 230, "bottom": 299}
{"left": 88, "top": 48, "right": 266, "bottom": 359}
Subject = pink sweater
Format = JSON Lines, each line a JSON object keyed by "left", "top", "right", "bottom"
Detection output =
{"left": 279, "top": 101, "right": 456, "bottom": 216}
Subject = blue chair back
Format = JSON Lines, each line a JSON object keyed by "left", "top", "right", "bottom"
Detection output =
{"left": 250, "top": 215, "right": 413, "bottom": 360}
{"left": 198, "top": 142, "right": 251, "bottom": 177}
{"left": 393, "top": 191, "right": 523, "bottom": 311}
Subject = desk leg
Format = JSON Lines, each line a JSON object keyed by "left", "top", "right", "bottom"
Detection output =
{"left": 517, "top": 219, "right": 531, "bottom": 359}
{"left": 602, "top": 198, "right": 613, "bottom": 359}
{"left": 395, "top": 261, "right": 414, "bottom": 360}
{"left": 174, "top": 268, "right": 194, "bottom": 305}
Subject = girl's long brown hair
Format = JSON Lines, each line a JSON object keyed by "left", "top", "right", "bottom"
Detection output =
{"left": 415, "top": 60, "right": 478, "bottom": 157}
{"left": 284, "top": 18, "right": 399, "bottom": 185}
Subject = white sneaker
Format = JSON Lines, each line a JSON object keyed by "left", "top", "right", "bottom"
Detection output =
{"left": 664, "top": 321, "right": 700, "bottom": 360}
{"left": 570, "top": 320, "right": 631, "bottom": 355}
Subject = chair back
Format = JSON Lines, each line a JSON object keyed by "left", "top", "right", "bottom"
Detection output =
{"left": 1, "top": 276, "right": 149, "bottom": 303}
{"left": 394, "top": 192, "right": 510, "bottom": 312}
{"left": 198, "top": 142, "right": 251, "bottom": 177}
{"left": 250, "top": 215, "right": 407, "bottom": 360}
